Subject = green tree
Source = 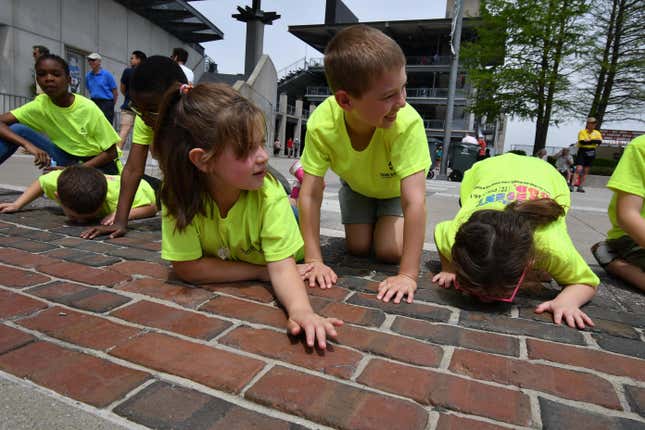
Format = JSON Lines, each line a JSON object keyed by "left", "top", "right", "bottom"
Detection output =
{"left": 462, "top": 0, "right": 590, "bottom": 154}
{"left": 580, "top": 0, "right": 645, "bottom": 128}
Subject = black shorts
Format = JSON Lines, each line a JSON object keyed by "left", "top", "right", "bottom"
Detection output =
{"left": 575, "top": 148, "right": 596, "bottom": 167}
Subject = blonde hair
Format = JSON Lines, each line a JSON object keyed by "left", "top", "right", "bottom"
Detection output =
{"left": 324, "top": 25, "right": 405, "bottom": 97}
{"left": 152, "top": 83, "right": 265, "bottom": 230}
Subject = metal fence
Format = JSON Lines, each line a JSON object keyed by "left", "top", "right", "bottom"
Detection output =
{"left": 0, "top": 93, "right": 31, "bottom": 113}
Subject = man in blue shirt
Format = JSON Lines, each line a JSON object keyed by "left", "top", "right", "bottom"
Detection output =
{"left": 85, "top": 53, "right": 117, "bottom": 126}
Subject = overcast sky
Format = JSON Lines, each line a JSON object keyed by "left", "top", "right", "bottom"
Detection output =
{"left": 192, "top": 0, "right": 643, "bottom": 150}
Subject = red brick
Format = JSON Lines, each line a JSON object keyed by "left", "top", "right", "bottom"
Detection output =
{"left": 201, "top": 281, "right": 275, "bottom": 303}
{"left": 539, "top": 397, "right": 641, "bottom": 429}
{"left": 29, "top": 281, "right": 130, "bottom": 313}
{"left": 0, "top": 237, "right": 57, "bottom": 253}
{"left": 246, "top": 366, "right": 428, "bottom": 430}
{"left": 0, "top": 289, "right": 47, "bottom": 318}
{"left": 106, "top": 236, "right": 161, "bottom": 251}
{"left": 449, "top": 348, "right": 621, "bottom": 409}
{"left": 0, "top": 247, "right": 57, "bottom": 268}
{"left": 319, "top": 302, "right": 385, "bottom": 327}
{"left": 348, "top": 292, "right": 452, "bottom": 322}
{"left": 118, "top": 278, "right": 213, "bottom": 308}
{"left": 336, "top": 324, "right": 442, "bottom": 367}
{"left": 220, "top": 326, "right": 362, "bottom": 379}
{"left": 436, "top": 413, "right": 510, "bottom": 430}
{"left": 527, "top": 338, "right": 645, "bottom": 382}
{"left": 357, "top": 358, "right": 532, "bottom": 426}
{"left": 110, "top": 332, "right": 264, "bottom": 394}
{"left": 19, "top": 306, "right": 141, "bottom": 351}
{"left": 392, "top": 317, "right": 519, "bottom": 356}
{"left": 111, "top": 300, "right": 231, "bottom": 340}
{"left": 200, "top": 296, "right": 287, "bottom": 328}
{"left": 306, "top": 284, "right": 350, "bottom": 301}
{"left": 114, "top": 381, "right": 300, "bottom": 430}
{"left": 110, "top": 261, "right": 171, "bottom": 280}
{"left": 0, "top": 341, "right": 149, "bottom": 407}
{"left": 0, "top": 264, "right": 50, "bottom": 288}
{"left": 0, "top": 324, "right": 35, "bottom": 354}
{"left": 37, "top": 261, "right": 130, "bottom": 286}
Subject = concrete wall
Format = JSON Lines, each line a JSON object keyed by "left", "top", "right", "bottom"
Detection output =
{"left": 0, "top": 0, "right": 204, "bottom": 103}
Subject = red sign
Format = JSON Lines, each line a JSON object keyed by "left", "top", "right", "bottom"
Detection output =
{"left": 601, "top": 129, "right": 644, "bottom": 146}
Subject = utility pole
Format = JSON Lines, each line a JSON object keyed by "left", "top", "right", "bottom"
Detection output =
{"left": 438, "top": 0, "right": 464, "bottom": 179}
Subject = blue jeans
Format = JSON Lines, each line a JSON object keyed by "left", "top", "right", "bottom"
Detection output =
{"left": 0, "top": 123, "right": 81, "bottom": 166}
{"left": 0, "top": 123, "right": 119, "bottom": 174}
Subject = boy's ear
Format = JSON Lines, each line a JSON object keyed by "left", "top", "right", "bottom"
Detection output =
{"left": 188, "top": 148, "right": 210, "bottom": 173}
{"left": 334, "top": 90, "right": 353, "bottom": 111}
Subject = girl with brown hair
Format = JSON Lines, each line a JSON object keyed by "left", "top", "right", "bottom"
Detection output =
{"left": 153, "top": 82, "right": 342, "bottom": 349}
{"left": 433, "top": 153, "right": 600, "bottom": 329}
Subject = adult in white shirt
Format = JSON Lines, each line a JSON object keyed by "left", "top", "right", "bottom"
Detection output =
{"left": 171, "top": 47, "right": 194, "bottom": 84}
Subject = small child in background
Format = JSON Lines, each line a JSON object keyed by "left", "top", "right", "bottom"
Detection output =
{"left": 299, "top": 25, "right": 430, "bottom": 304}
{"left": 0, "top": 165, "right": 157, "bottom": 224}
{"left": 592, "top": 135, "right": 645, "bottom": 290}
{"left": 554, "top": 147, "right": 574, "bottom": 187}
{"left": 433, "top": 153, "right": 599, "bottom": 329}
{"left": 153, "top": 82, "right": 342, "bottom": 349}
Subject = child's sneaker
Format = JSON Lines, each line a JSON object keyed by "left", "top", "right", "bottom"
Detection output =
{"left": 591, "top": 241, "right": 616, "bottom": 268}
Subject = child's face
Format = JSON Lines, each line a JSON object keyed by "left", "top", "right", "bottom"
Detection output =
{"left": 210, "top": 137, "right": 269, "bottom": 191}
{"left": 346, "top": 66, "right": 407, "bottom": 129}
{"left": 60, "top": 204, "right": 101, "bottom": 224}
{"left": 36, "top": 59, "right": 71, "bottom": 99}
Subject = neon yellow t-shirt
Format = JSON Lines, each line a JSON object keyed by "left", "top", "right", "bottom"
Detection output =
{"left": 577, "top": 129, "right": 602, "bottom": 149}
{"left": 301, "top": 96, "right": 430, "bottom": 199}
{"left": 38, "top": 170, "right": 156, "bottom": 217}
{"left": 132, "top": 116, "right": 154, "bottom": 145}
{"left": 606, "top": 135, "right": 645, "bottom": 241}
{"left": 434, "top": 153, "right": 599, "bottom": 287}
{"left": 161, "top": 175, "right": 304, "bottom": 264}
{"left": 11, "top": 94, "right": 119, "bottom": 157}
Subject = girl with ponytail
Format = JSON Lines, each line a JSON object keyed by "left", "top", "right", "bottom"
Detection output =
{"left": 433, "top": 153, "right": 599, "bottom": 329}
{"left": 153, "top": 82, "right": 342, "bottom": 349}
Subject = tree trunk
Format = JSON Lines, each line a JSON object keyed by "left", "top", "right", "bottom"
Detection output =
{"left": 588, "top": 0, "right": 619, "bottom": 123}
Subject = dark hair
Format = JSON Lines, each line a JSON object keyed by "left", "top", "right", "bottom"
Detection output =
{"left": 131, "top": 50, "right": 147, "bottom": 61}
{"left": 153, "top": 83, "right": 265, "bottom": 231}
{"left": 32, "top": 45, "right": 50, "bottom": 56}
{"left": 57, "top": 165, "right": 107, "bottom": 214}
{"left": 35, "top": 54, "right": 70, "bottom": 76}
{"left": 171, "top": 47, "right": 189, "bottom": 63}
{"left": 131, "top": 55, "right": 187, "bottom": 95}
{"left": 452, "top": 198, "right": 565, "bottom": 296}
{"left": 324, "top": 25, "right": 405, "bottom": 97}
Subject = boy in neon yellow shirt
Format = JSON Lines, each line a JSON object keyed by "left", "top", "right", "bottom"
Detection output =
{"left": 0, "top": 165, "right": 157, "bottom": 224}
{"left": 592, "top": 135, "right": 645, "bottom": 290}
{"left": 299, "top": 25, "right": 430, "bottom": 304}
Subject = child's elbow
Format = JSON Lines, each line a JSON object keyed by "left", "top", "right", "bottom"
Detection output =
{"left": 172, "top": 261, "right": 198, "bottom": 283}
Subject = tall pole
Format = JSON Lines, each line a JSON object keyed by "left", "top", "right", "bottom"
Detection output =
{"left": 438, "top": 0, "right": 464, "bottom": 179}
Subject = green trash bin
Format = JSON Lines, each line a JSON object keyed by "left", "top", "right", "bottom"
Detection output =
{"left": 449, "top": 142, "right": 479, "bottom": 182}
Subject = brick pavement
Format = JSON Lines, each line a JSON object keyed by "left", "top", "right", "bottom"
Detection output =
{"left": 0, "top": 188, "right": 644, "bottom": 429}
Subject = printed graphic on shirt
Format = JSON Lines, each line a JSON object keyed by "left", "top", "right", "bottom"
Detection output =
{"left": 472, "top": 180, "right": 551, "bottom": 207}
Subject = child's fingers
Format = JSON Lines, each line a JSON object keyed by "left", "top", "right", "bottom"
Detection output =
{"left": 534, "top": 301, "right": 550, "bottom": 314}
{"left": 287, "top": 319, "right": 301, "bottom": 336}
{"left": 574, "top": 313, "right": 586, "bottom": 330}
{"left": 315, "top": 324, "right": 327, "bottom": 349}
{"left": 406, "top": 289, "right": 414, "bottom": 303}
{"left": 581, "top": 312, "right": 594, "bottom": 327}
{"left": 303, "top": 323, "right": 315, "bottom": 347}
{"left": 565, "top": 313, "right": 576, "bottom": 328}
{"left": 392, "top": 289, "right": 405, "bottom": 304}
{"left": 552, "top": 308, "right": 563, "bottom": 325}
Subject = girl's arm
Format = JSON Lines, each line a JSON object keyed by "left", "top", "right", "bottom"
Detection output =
{"left": 0, "top": 180, "right": 44, "bottom": 213}
{"left": 172, "top": 257, "right": 270, "bottom": 284}
{"left": 0, "top": 112, "right": 50, "bottom": 168}
{"left": 377, "top": 171, "right": 426, "bottom": 303}
{"left": 267, "top": 257, "right": 342, "bottom": 349}
{"left": 535, "top": 284, "right": 596, "bottom": 329}
{"left": 298, "top": 172, "right": 337, "bottom": 288}
{"left": 82, "top": 144, "right": 118, "bottom": 169}
{"left": 616, "top": 192, "right": 645, "bottom": 247}
{"left": 81, "top": 143, "right": 148, "bottom": 239}
{"left": 127, "top": 204, "right": 157, "bottom": 220}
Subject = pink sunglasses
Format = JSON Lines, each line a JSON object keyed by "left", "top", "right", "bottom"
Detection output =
{"left": 454, "top": 265, "right": 528, "bottom": 303}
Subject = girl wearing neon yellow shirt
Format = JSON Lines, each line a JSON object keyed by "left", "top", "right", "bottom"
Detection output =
{"left": 0, "top": 54, "right": 120, "bottom": 174}
{"left": 433, "top": 154, "right": 599, "bottom": 329}
{"left": 153, "top": 82, "right": 343, "bottom": 349}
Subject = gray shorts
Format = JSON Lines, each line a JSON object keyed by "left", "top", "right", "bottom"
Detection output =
{"left": 339, "top": 181, "right": 403, "bottom": 224}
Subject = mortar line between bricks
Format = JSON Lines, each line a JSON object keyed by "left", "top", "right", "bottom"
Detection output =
{"left": 582, "top": 331, "right": 601, "bottom": 348}
{"left": 104, "top": 378, "right": 157, "bottom": 411}
{"left": 209, "top": 322, "right": 241, "bottom": 343}
{"left": 611, "top": 379, "right": 634, "bottom": 414}
{"left": 528, "top": 393, "right": 543, "bottom": 429}
{"left": 0, "top": 370, "right": 152, "bottom": 430}
{"left": 510, "top": 306, "right": 519, "bottom": 318}
{"left": 519, "top": 336, "right": 528, "bottom": 359}
{"left": 379, "top": 313, "right": 396, "bottom": 330}
{"left": 425, "top": 409, "right": 439, "bottom": 430}
{"left": 239, "top": 362, "right": 274, "bottom": 397}
{"left": 349, "top": 355, "right": 372, "bottom": 381}
{"left": 341, "top": 289, "right": 355, "bottom": 302}
{"left": 524, "top": 389, "right": 645, "bottom": 423}
{"left": 438, "top": 345, "right": 454, "bottom": 370}
{"left": 447, "top": 307, "right": 460, "bottom": 324}
{"left": 437, "top": 410, "right": 532, "bottom": 430}
{"left": 0, "top": 322, "right": 333, "bottom": 430}
{"left": 524, "top": 358, "right": 645, "bottom": 388}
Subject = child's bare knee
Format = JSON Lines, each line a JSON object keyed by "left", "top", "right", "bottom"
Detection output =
{"left": 346, "top": 241, "right": 371, "bottom": 257}
{"left": 375, "top": 245, "right": 402, "bottom": 264}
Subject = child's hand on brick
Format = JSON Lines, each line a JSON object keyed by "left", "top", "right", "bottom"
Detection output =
{"left": 377, "top": 274, "right": 417, "bottom": 304}
{"left": 287, "top": 310, "right": 343, "bottom": 349}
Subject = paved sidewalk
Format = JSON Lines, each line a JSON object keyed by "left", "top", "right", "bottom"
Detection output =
{"left": 0, "top": 157, "right": 644, "bottom": 429}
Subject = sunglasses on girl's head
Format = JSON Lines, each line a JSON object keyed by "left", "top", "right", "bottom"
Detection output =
{"left": 127, "top": 100, "right": 158, "bottom": 118}
{"left": 454, "top": 265, "right": 528, "bottom": 303}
